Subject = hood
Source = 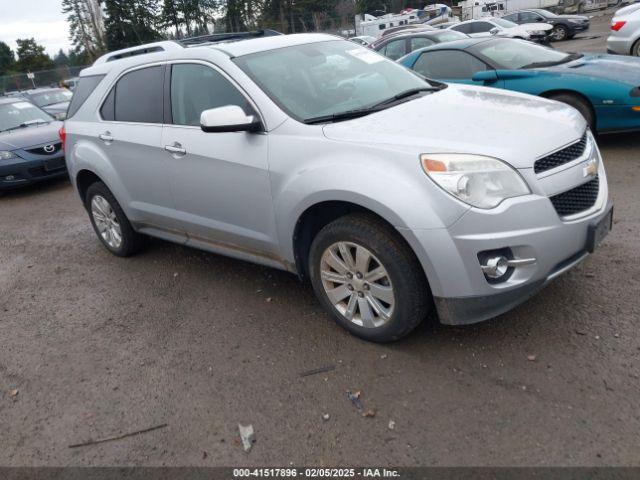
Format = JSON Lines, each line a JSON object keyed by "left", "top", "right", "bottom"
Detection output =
{"left": 549, "top": 53, "right": 640, "bottom": 85}
{"left": 517, "top": 22, "right": 554, "bottom": 32}
{"left": 322, "top": 84, "right": 585, "bottom": 169}
{"left": 0, "top": 121, "right": 63, "bottom": 151}
{"left": 42, "top": 101, "right": 70, "bottom": 114}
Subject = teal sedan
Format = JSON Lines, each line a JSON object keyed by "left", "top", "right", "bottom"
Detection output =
{"left": 398, "top": 37, "right": 640, "bottom": 133}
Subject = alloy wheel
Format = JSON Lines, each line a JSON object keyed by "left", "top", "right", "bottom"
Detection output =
{"left": 91, "top": 195, "right": 123, "bottom": 249}
{"left": 320, "top": 241, "right": 395, "bottom": 329}
{"left": 551, "top": 26, "right": 567, "bottom": 41}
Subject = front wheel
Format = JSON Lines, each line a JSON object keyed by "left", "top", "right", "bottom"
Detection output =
{"left": 309, "top": 214, "right": 431, "bottom": 342}
{"left": 548, "top": 93, "right": 595, "bottom": 131}
{"left": 551, "top": 25, "right": 569, "bottom": 41}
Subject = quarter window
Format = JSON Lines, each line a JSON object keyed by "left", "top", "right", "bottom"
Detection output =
{"left": 67, "top": 75, "right": 105, "bottom": 119}
{"left": 170, "top": 63, "right": 250, "bottom": 126}
{"left": 413, "top": 50, "right": 488, "bottom": 79}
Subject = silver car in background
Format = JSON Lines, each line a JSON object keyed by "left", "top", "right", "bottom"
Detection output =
{"left": 607, "top": 3, "right": 640, "bottom": 55}
{"left": 63, "top": 33, "right": 612, "bottom": 342}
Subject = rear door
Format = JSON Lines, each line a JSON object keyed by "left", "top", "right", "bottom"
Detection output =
{"left": 96, "top": 64, "right": 178, "bottom": 230}
{"left": 161, "top": 61, "right": 277, "bottom": 257}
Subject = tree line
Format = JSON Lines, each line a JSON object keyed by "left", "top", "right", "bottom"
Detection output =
{"left": 1, "top": 0, "right": 425, "bottom": 76}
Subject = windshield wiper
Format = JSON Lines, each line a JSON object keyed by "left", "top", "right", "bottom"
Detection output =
{"left": 304, "top": 86, "right": 441, "bottom": 125}
{"left": 1, "top": 120, "right": 50, "bottom": 132}
{"left": 521, "top": 53, "right": 583, "bottom": 69}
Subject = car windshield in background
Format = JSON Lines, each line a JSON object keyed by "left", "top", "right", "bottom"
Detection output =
{"left": 234, "top": 40, "right": 432, "bottom": 123}
{"left": 31, "top": 90, "right": 73, "bottom": 107}
{"left": 472, "top": 39, "right": 577, "bottom": 69}
{"left": 0, "top": 101, "right": 52, "bottom": 132}
{"left": 432, "top": 30, "right": 468, "bottom": 42}
{"left": 492, "top": 18, "right": 518, "bottom": 28}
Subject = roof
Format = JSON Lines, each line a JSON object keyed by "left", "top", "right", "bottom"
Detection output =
{"left": 416, "top": 37, "right": 493, "bottom": 51}
{"left": 207, "top": 33, "right": 341, "bottom": 57}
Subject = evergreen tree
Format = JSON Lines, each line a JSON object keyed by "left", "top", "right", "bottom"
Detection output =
{"left": 15, "top": 38, "right": 54, "bottom": 73}
{"left": 54, "top": 49, "right": 71, "bottom": 67}
{"left": 62, "top": 0, "right": 106, "bottom": 60}
{"left": 0, "top": 41, "right": 15, "bottom": 76}
{"left": 104, "top": 0, "right": 162, "bottom": 50}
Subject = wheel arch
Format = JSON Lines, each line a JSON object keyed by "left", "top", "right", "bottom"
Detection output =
{"left": 539, "top": 89, "right": 596, "bottom": 129}
{"left": 76, "top": 169, "right": 105, "bottom": 203}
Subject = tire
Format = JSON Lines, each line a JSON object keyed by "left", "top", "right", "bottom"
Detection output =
{"left": 84, "top": 181, "right": 144, "bottom": 257}
{"left": 551, "top": 25, "right": 569, "bottom": 42}
{"left": 308, "top": 213, "right": 431, "bottom": 342}
{"left": 548, "top": 93, "right": 595, "bottom": 131}
{"left": 632, "top": 39, "right": 640, "bottom": 57}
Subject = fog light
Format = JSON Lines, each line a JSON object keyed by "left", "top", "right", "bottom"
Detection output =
{"left": 482, "top": 255, "right": 510, "bottom": 279}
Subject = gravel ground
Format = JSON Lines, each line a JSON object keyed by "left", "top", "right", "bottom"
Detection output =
{"left": 1, "top": 23, "right": 639, "bottom": 466}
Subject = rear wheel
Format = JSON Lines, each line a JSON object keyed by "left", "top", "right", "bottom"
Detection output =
{"left": 309, "top": 214, "right": 431, "bottom": 342}
{"left": 85, "top": 182, "right": 144, "bottom": 257}
{"left": 548, "top": 93, "right": 595, "bottom": 131}
{"left": 632, "top": 39, "right": 640, "bottom": 57}
{"left": 551, "top": 25, "right": 569, "bottom": 41}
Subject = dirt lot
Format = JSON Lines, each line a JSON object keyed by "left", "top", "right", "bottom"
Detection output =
{"left": 1, "top": 20, "right": 640, "bottom": 466}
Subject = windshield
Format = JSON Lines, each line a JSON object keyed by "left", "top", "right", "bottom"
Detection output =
{"left": 0, "top": 101, "right": 52, "bottom": 132}
{"left": 234, "top": 40, "right": 431, "bottom": 122}
{"left": 492, "top": 18, "right": 518, "bottom": 28}
{"left": 472, "top": 39, "right": 574, "bottom": 69}
{"left": 31, "top": 89, "right": 73, "bottom": 107}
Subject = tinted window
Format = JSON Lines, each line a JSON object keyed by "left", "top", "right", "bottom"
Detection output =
{"left": 100, "top": 87, "right": 115, "bottom": 121}
{"left": 472, "top": 22, "right": 495, "bottom": 33}
{"left": 451, "top": 23, "right": 473, "bottom": 34}
{"left": 114, "top": 66, "right": 163, "bottom": 123}
{"left": 410, "top": 37, "right": 435, "bottom": 51}
{"left": 413, "top": 50, "right": 488, "bottom": 79}
{"left": 520, "top": 12, "right": 543, "bottom": 22}
{"left": 382, "top": 39, "right": 407, "bottom": 60}
{"left": 170, "top": 64, "right": 249, "bottom": 126}
{"left": 31, "top": 89, "right": 72, "bottom": 107}
{"left": 502, "top": 13, "right": 519, "bottom": 22}
{"left": 432, "top": 31, "right": 469, "bottom": 42}
{"left": 67, "top": 75, "right": 105, "bottom": 118}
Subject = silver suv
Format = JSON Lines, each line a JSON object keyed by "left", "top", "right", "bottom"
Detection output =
{"left": 63, "top": 32, "right": 612, "bottom": 342}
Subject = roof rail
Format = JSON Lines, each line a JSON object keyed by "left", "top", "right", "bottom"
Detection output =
{"left": 93, "top": 41, "right": 183, "bottom": 65}
{"left": 177, "top": 29, "right": 283, "bottom": 47}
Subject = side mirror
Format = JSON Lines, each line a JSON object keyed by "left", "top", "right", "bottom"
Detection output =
{"left": 472, "top": 70, "right": 499, "bottom": 82}
{"left": 200, "top": 105, "right": 262, "bottom": 133}
{"left": 489, "top": 27, "right": 500, "bottom": 35}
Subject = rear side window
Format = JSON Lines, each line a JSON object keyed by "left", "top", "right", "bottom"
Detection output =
{"left": 472, "top": 22, "right": 495, "bottom": 34}
{"left": 451, "top": 23, "right": 473, "bottom": 34}
{"left": 382, "top": 39, "right": 407, "bottom": 60}
{"left": 111, "top": 66, "right": 164, "bottom": 123}
{"left": 66, "top": 75, "right": 105, "bottom": 119}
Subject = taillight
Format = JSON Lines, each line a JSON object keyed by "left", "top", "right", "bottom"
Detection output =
{"left": 611, "top": 21, "right": 626, "bottom": 31}
{"left": 59, "top": 126, "right": 66, "bottom": 152}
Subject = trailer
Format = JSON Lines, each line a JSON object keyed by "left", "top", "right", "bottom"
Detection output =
{"left": 459, "top": 0, "right": 560, "bottom": 20}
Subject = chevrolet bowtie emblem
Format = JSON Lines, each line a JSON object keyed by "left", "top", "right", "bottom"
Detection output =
{"left": 583, "top": 159, "right": 598, "bottom": 178}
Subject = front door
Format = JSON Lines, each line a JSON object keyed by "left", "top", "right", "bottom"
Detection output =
{"left": 161, "top": 62, "right": 278, "bottom": 258}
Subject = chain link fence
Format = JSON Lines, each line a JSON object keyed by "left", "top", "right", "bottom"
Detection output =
{"left": 1, "top": 66, "right": 88, "bottom": 94}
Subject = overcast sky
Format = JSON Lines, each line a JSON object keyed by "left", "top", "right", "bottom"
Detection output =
{"left": 0, "top": 0, "right": 71, "bottom": 56}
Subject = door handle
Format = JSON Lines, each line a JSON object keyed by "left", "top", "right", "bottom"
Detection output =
{"left": 164, "top": 142, "right": 187, "bottom": 156}
{"left": 99, "top": 132, "right": 114, "bottom": 142}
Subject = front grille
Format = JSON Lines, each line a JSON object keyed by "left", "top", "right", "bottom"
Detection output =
{"left": 550, "top": 175, "right": 599, "bottom": 217}
{"left": 535, "top": 133, "right": 587, "bottom": 174}
{"left": 25, "top": 142, "right": 62, "bottom": 156}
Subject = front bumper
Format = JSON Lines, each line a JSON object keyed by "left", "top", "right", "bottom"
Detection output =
{"left": 0, "top": 152, "right": 67, "bottom": 190}
{"left": 402, "top": 142, "right": 611, "bottom": 325}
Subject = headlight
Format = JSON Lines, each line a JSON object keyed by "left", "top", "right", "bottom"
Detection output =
{"left": 420, "top": 154, "right": 530, "bottom": 209}
{"left": 0, "top": 151, "right": 17, "bottom": 160}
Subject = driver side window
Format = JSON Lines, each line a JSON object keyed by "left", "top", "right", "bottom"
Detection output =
{"left": 170, "top": 63, "right": 250, "bottom": 126}
{"left": 413, "top": 51, "right": 489, "bottom": 79}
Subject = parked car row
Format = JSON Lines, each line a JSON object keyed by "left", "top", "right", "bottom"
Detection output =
{"left": 607, "top": 2, "right": 640, "bottom": 55}
{"left": 58, "top": 32, "right": 614, "bottom": 342}
{"left": 3, "top": 87, "right": 73, "bottom": 120}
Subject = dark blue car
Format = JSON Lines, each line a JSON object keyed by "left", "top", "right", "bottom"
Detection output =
{"left": 0, "top": 98, "right": 66, "bottom": 191}
{"left": 399, "top": 37, "right": 640, "bottom": 133}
